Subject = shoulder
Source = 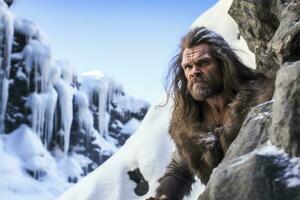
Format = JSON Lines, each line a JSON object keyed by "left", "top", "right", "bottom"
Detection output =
{"left": 230, "top": 76, "right": 275, "bottom": 112}
{"left": 248, "top": 76, "right": 275, "bottom": 104}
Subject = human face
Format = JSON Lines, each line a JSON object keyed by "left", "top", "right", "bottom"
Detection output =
{"left": 181, "top": 43, "right": 223, "bottom": 101}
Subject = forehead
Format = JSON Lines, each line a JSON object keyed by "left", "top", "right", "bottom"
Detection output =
{"left": 182, "top": 43, "right": 211, "bottom": 64}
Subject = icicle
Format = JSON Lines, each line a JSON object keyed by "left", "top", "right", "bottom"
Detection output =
{"left": 25, "top": 86, "right": 58, "bottom": 148}
{"left": 79, "top": 72, "right": 110, "bottom": 138}
{"left": 55, "top": 79, "right": 75, "bottom": 156}
{"left": 44, "top": 86, "right": 58, "bottom": 147}
{"left": 0, "top": 2, "right": 14, "bottom": 133}
{"left": 0, "top": 77, "right": 9, "bottom": 133}
{"left": 74, "top": 91, "right": 94, "bottom": 137}
{"left": 97, "top": 80, "right": 109, "bottom": 139}
{"left": 22, "top": 40, "right": 51, "bottom": 92}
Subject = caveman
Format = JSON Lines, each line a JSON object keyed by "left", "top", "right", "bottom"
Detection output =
{"left": 147, "top": 27, "right": 274, "bottom": 200}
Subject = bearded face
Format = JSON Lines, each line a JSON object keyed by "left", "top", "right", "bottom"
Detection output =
{"left": 181, "top": 44, "right": 223, "bottom": 101}
{"left": 188, "top": 71, "right": 223, "bottom": 101}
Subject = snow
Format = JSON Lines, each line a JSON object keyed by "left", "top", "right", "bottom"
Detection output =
{"left": 121, "top": 118, "right": 140, "bottom": 135}
{"left": 0, "top": 125, "right": 71, "bottom": 200}
{"left": 5, "top": 125, "right": 57, "bottom": 177}
{"left": 58, "top": 96, "right": 176, "bottom": 200}
{"left": 81, "top": 70, "right": 105, "bottom": 79}
{"left": 57, "top": 156, "right": 83, "bottom": 182}
{"left": 284, "top": 156, "right": 300, "bottom": 188}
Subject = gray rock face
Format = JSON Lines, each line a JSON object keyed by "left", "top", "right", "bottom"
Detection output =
{"left": 198, "top": 0, "right": 300, "bottom": 199}
{"left": 271, "top": 61, "right": 300, "bottom": 157}
{"left": 229, "top": 0, "right": 300, "bottom": 78}
{"left": 200, "top": 146, "right": 300, "bottom": 200}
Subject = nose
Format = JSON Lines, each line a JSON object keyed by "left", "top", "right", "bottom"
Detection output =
{"left": 190, "top": 65, "right": 202, "bottom": 77}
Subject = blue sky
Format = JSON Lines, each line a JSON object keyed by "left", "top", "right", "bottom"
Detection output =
{"left": 12, "top": 0, "right": 217, "bottom": 103}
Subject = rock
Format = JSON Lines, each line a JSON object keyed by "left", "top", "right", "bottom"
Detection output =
{"left": 228, "top": 0, "right": 279, "bottom": 77}
{"left": 199, "top": 101, "right": 273, "bottom": 200}
{"left": 199, "top": 146, "right": 300, "bottom": 200}
{"left": 270, "top": 61, "right": 300, "bottom": 157}
{"left": 229, "top": 0, "right": 300, "bottom": 78}
{"left": 224, "top": 101, "right": 273, "bottom": 160}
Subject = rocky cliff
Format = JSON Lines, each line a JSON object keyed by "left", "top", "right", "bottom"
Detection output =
{"left": 199, "top": 1, "right": 300, "bottom": 200}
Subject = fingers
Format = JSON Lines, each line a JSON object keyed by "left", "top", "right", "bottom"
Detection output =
{"left": 214, "top": 126, "right": 224, "bottom": 136}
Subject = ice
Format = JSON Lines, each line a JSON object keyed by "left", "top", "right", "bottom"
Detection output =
{"left": 54, "top": 79, "right": 75, "bottom": 155}
{"left": 74, "top": 91, "right": 95, "bottom": 136}
{"left": 79, "top": 71, "right": 110, "bottom": 138}
{"left": 55, "top": 60, "right": 76, "bottom": 85}
{"left": 22, "top": 39, "right": 52, "bottom": 92}
{"left": 0, "top": 1, "right": 14, "bottom": 133}
{"left": 14, "top": 18, "right": 48, "bottom": 44}
{"left": 25, "top": 86, "right": 58, "bottom": 148}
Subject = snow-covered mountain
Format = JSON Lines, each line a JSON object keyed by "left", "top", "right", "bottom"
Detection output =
{"left": 0, "top": 0, "right": 149, "bottom": 199}
{"left": 58, "top": 0, "right": 257, "bottom": 199}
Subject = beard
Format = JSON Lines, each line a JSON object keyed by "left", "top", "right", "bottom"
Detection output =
{"left": 188, "top": 77, "right": 223, "bottom": 101}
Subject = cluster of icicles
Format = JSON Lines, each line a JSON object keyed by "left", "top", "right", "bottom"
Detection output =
{"left": 0, "top": 1, "right": 119, "bottom": 156}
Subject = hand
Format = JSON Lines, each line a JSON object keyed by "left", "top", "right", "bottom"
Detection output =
{"left": 214, "top": 126, "right": 224, "bottom": 137}
{"left": 191, "top": 132, "right": 218, "bottom": 151}
{"left": 146, "top": 195, "right": 168, "bottom": 200}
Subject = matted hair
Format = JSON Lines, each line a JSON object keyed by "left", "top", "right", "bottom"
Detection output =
{"left": 165, "top": 27, "right": 263, "bottom": 120}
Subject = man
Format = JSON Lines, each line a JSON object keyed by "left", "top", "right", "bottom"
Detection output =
{"left": 148, "top": 27, "right": 274, "bottom": 200}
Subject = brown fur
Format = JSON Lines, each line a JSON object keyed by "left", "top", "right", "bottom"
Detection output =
{"left": 153, "top": 77, "right": 274, "bottom": 200}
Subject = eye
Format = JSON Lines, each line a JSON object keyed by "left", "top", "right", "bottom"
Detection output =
{"left": 183, "top": 64, "right": 192, "bottom": 70}
{"left": 196, "top": 60, "right": 209, "bottom": 67}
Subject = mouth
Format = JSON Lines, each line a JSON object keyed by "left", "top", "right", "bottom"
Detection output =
{"left": 192, "top": 80, "right": 206, "bottom": 86}
{"left": 191, "top": 78, "right": 206, "bottom": 85}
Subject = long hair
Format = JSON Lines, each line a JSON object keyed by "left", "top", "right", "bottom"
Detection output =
{"left": 166, "top": 27, "right": 263, "bottom": 122}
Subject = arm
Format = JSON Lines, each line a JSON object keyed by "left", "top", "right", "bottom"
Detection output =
{"left": 155, "top": 151, "right": 195, "bottom": 200}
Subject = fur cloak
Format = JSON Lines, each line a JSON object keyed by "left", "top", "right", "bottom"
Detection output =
{"left": 155, "top": 77, "right": 274, "bottom": 200}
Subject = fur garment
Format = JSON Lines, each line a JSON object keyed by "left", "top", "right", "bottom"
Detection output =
{"left": 155, "top": 77, "right": 274, "bottom": 199}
